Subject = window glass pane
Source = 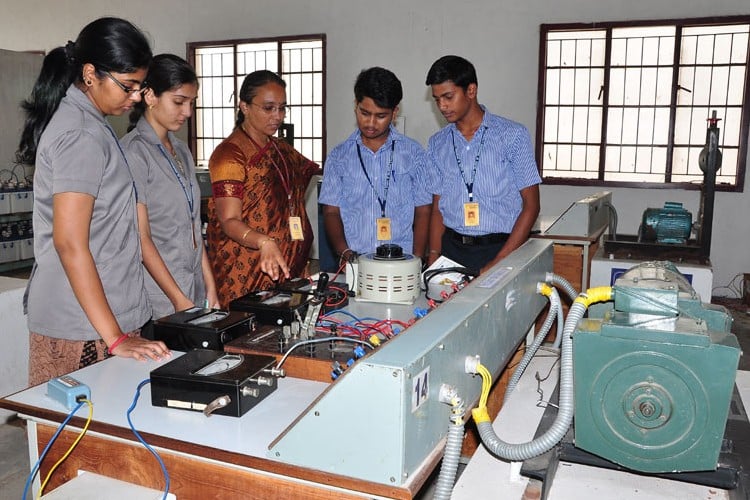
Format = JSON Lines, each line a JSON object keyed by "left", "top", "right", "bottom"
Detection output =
{"left": 289, "top": 106, "right": 302, "bottom": 133}
{"left": 289, "top": 48, "right": 301, "bottom": 73}
{"left": 313, "top": 106, "right": 322, "bottom": 137}
{"left": 313, "top": 46, "right": 323, "bottom": 72}
{"left": 544, "top": 107, "right": 559, "bottom": 142}
{"left": 545, "top": 69, "right": 560, "bottom": 105}
{"left": 590, "top": 68, "right": 604, "bottom": 103}
{"left": 606, "top": 107, "right": 624, "bottom": 144}
{"left": 557, "top": 108, "right": 573, "bottom": 142}
{"left": 560, "top": 39, "right": 577, "bottom": 67}
{"left": 609, "top": 68, "right": 625, "bottom": 104}
{"left": 575, "top": 39, "right": 592, "bottom": 66}
{"left": 288, "top": 73, "right": 301, "bottom": 104}
{"left": 556, "top": 144, "right": 572, "bottom": 171}
{"left": 547, "top": 39, "right": 561, "bottom": 67}
{"left": 673, "top": 107, "right": 693, "bottom": 144}
{"left": 653, "top": 107, "right": 671, "bottom": 144}
{"left": 559, "top": 69, "right": 575, "bottom": 104}
{"left": 621, "top": 108, "right": 639, "bottom": 144}
{"left": 611, "top": 38, "right": 626, "bottom": 66}
{"left": 301, "top": 73, "right": 313, "bottom": 104}
{"left": 724, "top": 107, "right": 742, "bottom": 146}
{"left": 313, "top": 73, "right": 323, "bottom": 105}
{"left": 732, "top": 31, "right": 749, "bottom": 63}
{"left": 572, "top": 108, "right": 592, "bottom": 142}
{"left": 636, "top": 108, "right": 655, "bottom": 144}
{"left": 728, "top": 66, "right": 748, "bottom": 105}
{"left": 623, "top": 68, "right": 641, "bottom": 105}
{"left": 587, "top": 107, "right": 602, "bottom": 141}
{"left": 574, "top": 69, "right": 593, "bottom": 104}
{"left": 313, "top": 139, "right": 323, "bottom": 164}
{"left": 302, "top": 106, "right": 313, "bottom": 137}
{"left": 677, "top": 66, "right": 696, "bottom": 106}
{"left": 571, "top": 145, "right": 587, "bottom": 170}
{"left": 640, "top": 68, "right": 657, "bottom": 106}
{"left": 223, "top": 109, "right": 235, "bottom": 136}
{"left": 718, "top": 149, "right": 738, "bottom": 182}
{"left": 658, "top": 36, "right": 675, "bottom": 65}
{"left": 195, "top": 108, "right": 204, "bottom": 136}
{"left": 655, "top": 67, "right": 673, "bottom": 105}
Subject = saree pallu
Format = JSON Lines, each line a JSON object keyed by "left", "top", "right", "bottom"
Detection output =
{"left": 207, "top": 130, "right": 318, "bottom": 307}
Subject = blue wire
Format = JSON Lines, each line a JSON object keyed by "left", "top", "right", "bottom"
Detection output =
{"left": 321, "top": 309, "right": 364, "bottom": 323}
{"left": 322, "top": 309, "right": 381, "bottom": 326}
{"left": 127, "top": 379, "right": 170, "bottom": 500}
{"left": 22, "top": 401, "right": 86, "bottom": 500}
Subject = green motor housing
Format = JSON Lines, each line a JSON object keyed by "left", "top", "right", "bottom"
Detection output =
{"left": 573, "top": 261, "right": 741, "bottom": 473}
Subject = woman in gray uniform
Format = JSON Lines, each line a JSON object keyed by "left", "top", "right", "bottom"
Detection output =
{"left": 122, "top": 54, "right": 219, "bottom": 320}
{"left": 17, "top": 17, "right": 171, "bottom": 386}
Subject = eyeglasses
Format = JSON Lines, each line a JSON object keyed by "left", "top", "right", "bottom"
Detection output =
{"left": 250, "top": 102, "right": 288, "bottom": 114}
{"left": 102, "top": 70, "right": 144, "bottom": 95}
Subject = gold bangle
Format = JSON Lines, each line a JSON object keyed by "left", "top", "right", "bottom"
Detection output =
{"left": 240, "top": 229, "right": 252, "bottom": 243}
{"left": 259, "top": 237, "right": 275, "bottom": 250}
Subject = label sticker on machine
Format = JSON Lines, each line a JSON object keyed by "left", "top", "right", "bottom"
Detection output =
{"left": 412, "top": 366, "right": 430, "bottom": 412}
{"left": 478, "top": 267, "right": 511, "bottom": 288}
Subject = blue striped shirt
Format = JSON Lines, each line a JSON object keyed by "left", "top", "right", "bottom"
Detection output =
{"left": 320, "top": 126, "right": 432, "bottom": 255}
{"left": 427, "top": 108, "right": 541, "bottom": 235}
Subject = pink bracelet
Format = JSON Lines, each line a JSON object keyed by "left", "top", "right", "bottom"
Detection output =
{"left": 107, "top": 334, "right": 128, "bottom": 353}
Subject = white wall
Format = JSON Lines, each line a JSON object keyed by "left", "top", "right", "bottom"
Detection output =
{"left": 1, "top": 0, "right": 749, "bottom": 295}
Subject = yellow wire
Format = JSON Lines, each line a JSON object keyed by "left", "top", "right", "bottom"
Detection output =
{"left": 37, "top": 399, "right": 94, "bottom": 499}
{"left": 477, "top": 364, "right": 492, "bottom": 409}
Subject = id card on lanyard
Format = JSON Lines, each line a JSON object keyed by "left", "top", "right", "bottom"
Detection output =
{"left": 452, "top": 127, "right": 487, "bottom": 229}
{"left": 357, "top": 140, "right": 395, "bottom": 242}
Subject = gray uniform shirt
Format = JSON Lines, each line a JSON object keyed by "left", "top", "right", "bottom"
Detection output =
{"left": 121, "top": 118, "right": 205, "bottom": 319}
{"left": 27, "top": 85, "right": 150, "bottom": 339}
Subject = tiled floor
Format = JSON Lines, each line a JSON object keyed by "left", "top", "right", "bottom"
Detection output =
{"left": 2, "top": 298, "right": 749, "bottom": 498}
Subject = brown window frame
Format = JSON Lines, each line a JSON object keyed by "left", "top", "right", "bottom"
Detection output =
{"left": 536, "top": 16, "right": 750, "bottom": 192}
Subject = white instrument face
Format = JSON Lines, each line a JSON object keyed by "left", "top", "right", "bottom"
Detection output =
{"left": 193, "top": 354, "right": 244, "bottom": 376}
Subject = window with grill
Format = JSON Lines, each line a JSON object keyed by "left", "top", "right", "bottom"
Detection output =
{"left": 537, "top": 17, "right": 750, "bottom": 191}
{"left": 187, "top": 35, "right": 326, "bottom": 165}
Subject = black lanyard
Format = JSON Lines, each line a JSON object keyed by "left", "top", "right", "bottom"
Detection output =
{"left": 356, "top": 140, "right": 395, "bottom": 218}
{"left": 451, "top": 126, "right": 488, "bottom": 202}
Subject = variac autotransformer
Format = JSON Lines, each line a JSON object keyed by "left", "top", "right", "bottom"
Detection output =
{"left": 356, "top": 244, "right": 421, "bottom": 304}
{"left": 574, "top": 261, "right": 741, "bottom": 473}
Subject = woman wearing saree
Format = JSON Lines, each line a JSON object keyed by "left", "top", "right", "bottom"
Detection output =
{"left": 207, "top": 70, "right": 319, "bottom": 307}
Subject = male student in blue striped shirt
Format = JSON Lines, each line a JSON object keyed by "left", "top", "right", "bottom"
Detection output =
{"left": 425, "top": 55, "right": 541, "bottom": 274}
{"left": 320, "top": 67, "right": 432, "bottom": 265}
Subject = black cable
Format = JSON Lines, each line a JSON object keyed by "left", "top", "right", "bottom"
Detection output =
{"left": 422, "top": 266, "right": 477, "bottom": 302}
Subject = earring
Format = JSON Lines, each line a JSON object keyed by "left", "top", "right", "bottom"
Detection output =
{"left": 85, "top": 79, "right": 92, "bottom": 86}
{"left": 148, "top": 104, "right": 154, "bottom": 110}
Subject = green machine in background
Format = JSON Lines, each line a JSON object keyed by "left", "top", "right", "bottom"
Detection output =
{"left": 574, "top": 261, "right": 741, "bottom": 473}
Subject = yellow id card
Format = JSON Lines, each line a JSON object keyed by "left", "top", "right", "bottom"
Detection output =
{"left": 464, "top": 202, "right": 480, "bottom": 227}
{"left": 289, "top": 216, "right": 304, "bottom": 240}
{"left": 377, "top": 218, "right": 392, "bottom": 240}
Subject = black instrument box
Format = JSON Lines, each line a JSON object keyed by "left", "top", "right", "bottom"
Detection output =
{"left": 152, "top": 308, "right": 254, "bottom": 351}
{"left": 229, "top": 289, "right": 310, "bottom": 326}
{"left": 150, "top": 349, "right": 278, "bottom": 417}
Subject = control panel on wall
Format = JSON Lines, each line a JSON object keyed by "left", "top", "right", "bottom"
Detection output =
{"left": 0, "top": 178, "right": 34, "bottom": 267}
